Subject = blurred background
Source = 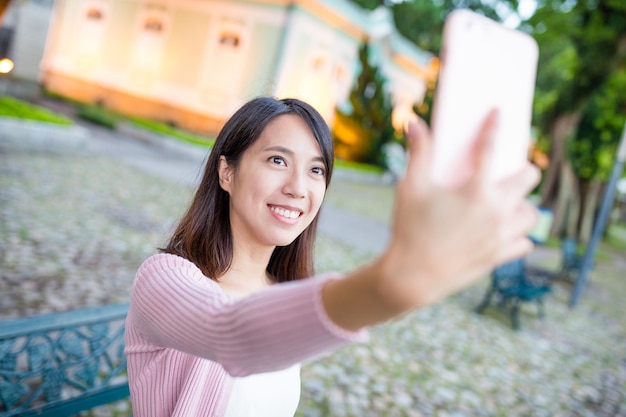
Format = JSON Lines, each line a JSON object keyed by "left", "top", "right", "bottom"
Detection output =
{"left": 0, "top": 0, "right": 625, "bottom": 416}
{"left": 1, "top": 0, "right": 624, "bottom": 237}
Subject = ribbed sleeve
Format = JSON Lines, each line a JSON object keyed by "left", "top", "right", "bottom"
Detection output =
{"left": 127, "top": 254, "right": 367, "bottom": 377}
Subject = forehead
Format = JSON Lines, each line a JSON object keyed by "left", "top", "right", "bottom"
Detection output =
{"left": 253, "top": 114, "right": 322, "bottom": 154}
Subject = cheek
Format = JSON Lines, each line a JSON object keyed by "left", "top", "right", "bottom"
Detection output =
{"left": 311, "top": 186, "right": 326, "bottom": 212}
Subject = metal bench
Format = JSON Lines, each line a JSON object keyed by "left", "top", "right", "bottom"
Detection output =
{"left": 0, "top": 303, "right": 130, "bottom": 417}
{"left": 475, "top": 259, "right": 553, "bottom": 330}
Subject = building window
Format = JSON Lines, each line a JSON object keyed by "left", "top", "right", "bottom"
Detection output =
{"left": 312, "top": 56, "right": 326, "bottom": 73}
{"left": 334, "top": 65, "right": 346, "bottom": 81}
{"left": 86, "top": 8, "right": 103, "bottom": 20}
{"left": 0, "top": 27, "right": 14, "bottom": 58}
{"left": 144, "top": 17, "right": 163, "bottom": 33}
{"left": 219, "top": 32, "right": 240, "bottom": 48}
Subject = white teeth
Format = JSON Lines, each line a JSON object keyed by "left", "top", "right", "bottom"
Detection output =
{"left": 271, "top": 206, "right": 300, "bottom": 219}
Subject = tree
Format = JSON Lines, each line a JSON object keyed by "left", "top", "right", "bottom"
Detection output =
{"left": 347, "top": 0, "right": 512, "bottom": 54}
{"left": 346, "top": 0, "right": 384, "bottom": 11}
{"left": 335, "top": 42, "right": 396, "bottom": 168}
{"left": 344, "top": 1, "right": 626, "bottom": 242}
{"left": 528, "top": 0, "right": 626, "bottom": 241}
{"left": 391, "top": 1, "right": 447, "bottom": 54}
{"left": 390, "top": 0, "right": 511, "bottom": 54}
{"left": 571, "top": 70, "right": 626, "bottom": 182}
{"left": 566, "top": 69, "right": 626, "bottom": 241}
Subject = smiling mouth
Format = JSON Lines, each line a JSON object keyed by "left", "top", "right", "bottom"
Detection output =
{"left": 269, "top": 206, "right": 302, "bottom": 219}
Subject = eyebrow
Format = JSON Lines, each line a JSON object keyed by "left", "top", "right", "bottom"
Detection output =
{"left": 262, "top": 145, "right": 325, "bottom": 163}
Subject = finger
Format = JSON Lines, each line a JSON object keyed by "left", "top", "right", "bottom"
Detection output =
{"left": 467, "top": 109, "right": 499, "bottom": 187}
{"left": 501, "top": 201, "right": 540, "bottom": 242}
{"left": 496, "top": 237, "right": 535, "bottom": 266}
{"left": 498, "top": 163, "right": 541, "bottom": 209}
{"left": 404, "top": 117, "right": 433, "bottom": 182}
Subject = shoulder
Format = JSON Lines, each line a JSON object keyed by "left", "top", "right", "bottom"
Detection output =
{"left": 135, "top": 253, "right": 221, "bottom": 291}
{"left": 139, "top": 253, "right": 197, "bottom": 272}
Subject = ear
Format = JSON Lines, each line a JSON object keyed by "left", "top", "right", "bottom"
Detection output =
{"left": 218, "top": 156, "right": 233, "bottom": 193}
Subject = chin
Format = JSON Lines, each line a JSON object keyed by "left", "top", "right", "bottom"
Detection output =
{"left": 272, "top": 237, "right": 299, "bottom": 248}
{"left": 269, "top": 231, "right": 304, "bottom": 248}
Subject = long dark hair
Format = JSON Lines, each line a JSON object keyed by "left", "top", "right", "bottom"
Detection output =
{"left": 161, "top": 97, "right": 334, "bottom": 283}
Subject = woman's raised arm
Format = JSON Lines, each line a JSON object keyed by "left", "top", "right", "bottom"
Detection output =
{"left": 322, "top": 112, "right": 541, "bottom": 331}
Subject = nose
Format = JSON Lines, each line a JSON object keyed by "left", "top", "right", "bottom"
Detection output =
{"left": 282, "top": 170, "right": 306, "bottom": 199}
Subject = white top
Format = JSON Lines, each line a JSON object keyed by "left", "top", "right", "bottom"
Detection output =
{"left": 224, "top": 364, "right": 301, "bottom": 417}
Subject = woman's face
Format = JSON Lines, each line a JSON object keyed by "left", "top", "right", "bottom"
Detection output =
{"left": 219, "top": 114, "right": 327, "bottom": 250}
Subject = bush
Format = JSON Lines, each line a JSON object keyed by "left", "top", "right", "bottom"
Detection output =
{"left": 42, "top": 91, "right": 214, "bottom": 147}
{"left": 130, "top": 117, "right": 214, "bottom": 148}
{"left": 76, "top": 105, "right": 118, "bottom": 129}
{"left": 0, "top": 95, "right": 73, "bottom": 125}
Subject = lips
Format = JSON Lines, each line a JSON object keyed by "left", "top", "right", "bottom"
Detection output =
{"left": 269, "top": 205, "right": 302, "bottom": 219}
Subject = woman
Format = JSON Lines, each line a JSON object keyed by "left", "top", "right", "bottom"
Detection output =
{"left": 125, "top": 97, "right": 539, "bottom": 416}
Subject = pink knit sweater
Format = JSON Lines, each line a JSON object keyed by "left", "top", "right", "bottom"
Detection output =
{"left": 125, "top": 253, "right": 367, "bottom": 416}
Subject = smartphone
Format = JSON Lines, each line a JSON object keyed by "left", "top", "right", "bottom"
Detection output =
{"left": 429, "top": 10, "right": 539, "bottom": 188}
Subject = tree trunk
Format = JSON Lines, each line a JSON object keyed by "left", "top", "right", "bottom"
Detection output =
{"left": 540, "top": 111, "right": 583, "bottom": 238}
{"left": 549, "top": 159, "right": 580, "bottom": 237}
{"left": 540, "top": 112, "right": 582, "bottom": 205}
{"left": 578, "top": 179, "right": 604, "bottom": 244}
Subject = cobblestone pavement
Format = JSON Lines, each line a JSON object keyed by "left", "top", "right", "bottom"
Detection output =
{"left": 1, "top": 133, "right": 625, "bottom": 416}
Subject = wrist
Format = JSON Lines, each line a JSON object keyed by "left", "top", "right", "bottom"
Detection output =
{"left": 376, "top": 244, "right": 441, "bottom": 311}
{"left": 321, "top": 258, "right": 407, "bottom": 331}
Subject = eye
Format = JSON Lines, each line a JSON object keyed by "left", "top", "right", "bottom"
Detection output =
{"left": 311, "top": 166, "right": 325, "bottom": 176}
{"left": 269, "top": 156, "right": 286, "bottom": 166}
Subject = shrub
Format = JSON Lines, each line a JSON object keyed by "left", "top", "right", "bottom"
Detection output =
{"left": 76, "top": 105, "right": 118, "bottom": 129}
{"left": 131, "top": 117, "right": 214, "bottom": 148}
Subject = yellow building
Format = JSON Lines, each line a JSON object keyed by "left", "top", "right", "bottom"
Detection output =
{"left": 40, "top": 0, "right": 437, "bottom": 134}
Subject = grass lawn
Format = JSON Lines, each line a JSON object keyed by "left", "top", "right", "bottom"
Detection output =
{"left": 129, "top": 117, "right": 214, "bottom": 148}
{"left": 39, "top": 92, "right": 215, "bottom": 148}
{"left": 0, "top": 95, "right": 73, "bottom": 125}
{"left": 334, "top": 159, "right": 386, "bottom": 174}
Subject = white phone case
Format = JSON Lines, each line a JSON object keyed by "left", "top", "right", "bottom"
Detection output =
{"left": 430, "top": 10, "right": 539, "bottom": 187}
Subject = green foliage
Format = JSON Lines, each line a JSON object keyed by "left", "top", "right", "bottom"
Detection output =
{"left": 77, "top": 104, "right": 118, "bottom": 129}
{"left": 0, "top": 95, "right": 73, "bottom": 125}
{"left": 528, "top": 0, "right": 626, "bottom": 181}
{"left": 336, "top": 42, "right": 395, "bottom": 168}
{"left": 73, "top": 102, "right": 214, "bottom": 147}
{"left": 390, "top": 0, "right": 514, "bottom": 54}
{"left": 347, "top": 0, "right": 384, "bottom": 11}
{"left": 529, "top": 0, "right": 626, "bottom": 127}
{"left": 130, "top": 117, "right": 214, "bottom": 148}
{"left": 390, "top": 1, "right": 446, "bottom": 54}
{"left": 531, "top": 43, "right": 578, "bottom": 131}
{"left": 334, "top": 158, "right": 385, "bottom": 174}
{"left": 568, "top": 69, "right": 626, "bottom": 181}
